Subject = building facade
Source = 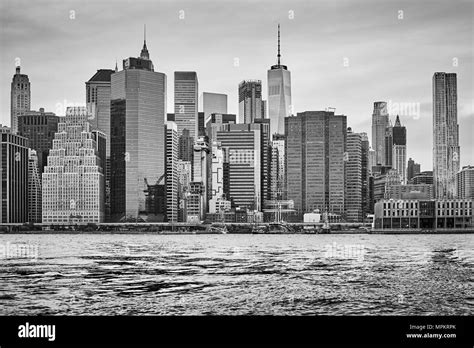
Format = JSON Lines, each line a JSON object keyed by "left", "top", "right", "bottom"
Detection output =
{"left": 407, "top": 158, "right": 421, "bottom": 183}
{"left": 28, "top": 149, "right": 42, "bottom": 223}
{"left": 0, "top": 127, "right": 28, "bottom": 223}
{"left": 42, "top": 107, "right": 104, "bottom": 224}
{"left": 202, "top": 92, "right": 227, "bottom": 124}
{"left": 165, "top": 121, "right": 179, "bottom": 222}
{"left": 433, "top": 72, "right": 459, "bottom": 199}
{"left": 392, "top": 115, "right": 407, "bottom": 184}
{"left": 10, "top": 66, "right": 31, "bottom": 134}
{"left": 374, "top": 198, "right": 472, "bottom": 230}
{"left": 17, "top": 108, "right": 61, "bottom": 174}
{"left": 457, "top": 165, "right": 474, "bottom": 199}
{"left": 285, "top": 111, "right": 347, "bottom": 218}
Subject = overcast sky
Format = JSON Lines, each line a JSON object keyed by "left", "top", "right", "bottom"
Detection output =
{"left": 0, "top": 0, "right": 472, "bottom": 170}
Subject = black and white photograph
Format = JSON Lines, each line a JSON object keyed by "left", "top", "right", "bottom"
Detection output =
{"left": 0, "top": 0, "right": 473, "bottom": 346}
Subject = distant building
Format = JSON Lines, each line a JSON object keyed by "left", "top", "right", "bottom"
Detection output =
{"left": 374, "top": 198, "right": 472, "bottom": 230}
{"left": 179, "top": 129, "right": 194, "bottom": 162}
{"left": 198, "top": 112, "right": 205, "bottom": 137}
{"left": 433, "top": 72, "right": 459, "bottom": 198}
{"left": 191, "top": 136, "right": 210, "bottom": 219}
{"left": 346, "top": 128, "right": 362, "bottom": 222}
{"left": 208, "top": 141, "right": 230, "bottom": 214}
{"left": 17, "top": 108, "right": 61, "bottom": 174}
{"left": 361, "top": 133, "right": 372, "bottom": 217}
{"left": 42, "top": 107, "right": 104, "bottom": 224}
{"left": 174, "top": 71, "right": 199, "bottom": 139}
{"left": 407, "top": 158, "right": 421, "bottom": 183}
{"left": 385, "top": 184, "right": 434, "bottom": 200}
{"left": 372, "top": 101, "right": 389, "bottom": 166}
{"left": 28, "top": 149, "right": 42, "bottom": 223}
{"left": 177, "top": 160, "right": 192, "bottom": 222}
{"left": 286, "top": 111, "right": 347, "bottom": 218}
{"left": 110, "top": 39, "right": 166, "bottom": 222}
{"left": 267, "top": 24, "right": 292, "bottom": 137}
{"left": 412, "top": 171, "right": 434, "bottom": 185}
{"left": 0, "top": 127, "right": 28, "bottom": 223}
{"left": 373, "top": 169, "right": 401, "bottom": 203}
{"left": 165, "top": 122, "right": 179, "bottom": 222}
{"left": 202, "top": 92, "right": 227, "bottom": 124}
{"left": 216, "top": 123, "right": 266, "bottom": 210}
{"left": 391, "top": 115, "right": 407, "bottom": 184}
{"left": 271, "top": 134, "right": 286, "bottom": 200}
{"left": 238, "top": 80, "right": 264, "bottom": 124}
{"left": 10, "top": 66, "right": 31, "bottom": 134}
{"left": 205, "top": 113, "right": 236, "bottom": 144}
{"left": 457, "top": 165, "right": 474, "bottom": 199}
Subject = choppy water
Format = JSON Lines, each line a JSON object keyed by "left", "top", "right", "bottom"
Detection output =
{"left": 0, "top": 234, "right": 473, "bottom": 315}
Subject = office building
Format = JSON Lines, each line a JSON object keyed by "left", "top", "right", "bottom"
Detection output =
{"left": 28, "top": 149, "right": 42, "bottom": 223}
{"left": 457, "top": 165, "right": 474, "bottom": 199}
{"left": 0, "top": 127, "right": 28, "bottom": 223}
{"left": 346, "top": 128, "right": 363, "bottom": 222}
{"left": 10, "top": 66, "right": 31, "bottom": 134}
{"left": 216, "top": 123, "right": 265, "bottom": 210}
{"left": 285, "top": 111, "right": 347, "bottom": 218}
{"left": 191, "top": 136, "right": 210, "bottom": 220}
{"left": 392, "top": 115, "right": 407, "bottom": 184}
{"left": 271, "top": 134, "right": 286, "bottom": 200}
{"left": 361, "top": 133, "right": 372, "bottom": 217}
{"left": 17, "top": 108, "right": 61, "bottom": 173}
{"left": 174, "top": 71, "right": 199, "bottom": 139}
{"left": 202, "top": 92, "right": 227, "bottom": 123}
{"left": 110, "top": 38, "right": 167, "bottom": 221}
{"left": 238, "top": 80, "right": 263, "bottom": 124}
{"left": 371, "top": 101, "right": 390, "bottom": 166}
{"left": 208, "top": 141, "right": 230, "bottom": 214}
{"left": 412, "top": 171, "right": 434, "bottom": 185}
{"left": 42, "top": 107, "right": 104, "bottom": 224}
{"left": 177, "top": 160, "right": 192, "bottom": 222}
{"left": 385, "top": 184, "right": 434, "bottom": 200}
{"left": 165, "top": 121, "right": 179, "bottom": 222}
{"left": 374, "top": 198, "right": 472, "bottom": 230}
{"left": 205, "top": 113, "right": 236, "bottom": 144}
{"left": 433, "top": 72, "right": 459, "bottom": 198}
{"left": 267, "top": 24, "right": 292, "bottom": 136}
{"left": 407, "top": 158, "right": 421, "bottom": 183}
{"left": 179, "top": 129, "right": 194, "bottom": 162}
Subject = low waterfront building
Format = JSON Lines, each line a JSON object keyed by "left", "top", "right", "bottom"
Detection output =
{"left": 457, "top": 165, "right": 474, "bottom": 199}
{"left": 374, "top": 198, "right": 473, "bottom": 230}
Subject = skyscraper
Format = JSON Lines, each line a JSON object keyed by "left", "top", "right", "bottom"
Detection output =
{"left": 209, "top": 141, "right": 226, "bottom": 214}
{"left": 433, "top": 72, "right": 459, "bottom": 198}
{"left": 216, "top": 123, "right": 264, "bottom": 210}
{"left": 17, "top": 108, "right": 61, "bottom": 174}
{"left": 28, "top": 149, "right": 42, "bottom": 223}
{"left": 457, "top": 165, "right": 474, "bottom": 199}
{"left": 86, "top": 69, "right": 114, "bottom": 221}
{"left": 165, "top": 121, "right": 179, "bottom": 222}
{"left": 179, "top": 129, "right": 194, "bottom": 162}
{"left": 10, "top": 66, "right": 31, "bottom": 134}
{"left": 0, "top": 127, "right": 28, "bottom": 223}
{"left": 360, "top": 133, "right": 372, "bottom": 218}
{"left": 407, "top": 158, "right": 421, "bottom": 183}
{"left": 202, "top": 92, "right": 227, "bottom": 123}
{"left": 238, "top": 80, "right": 263, "bottom": 124}
{"left": 174, "top": 71, "right": 199, "bottom": 139}
{"left": 267, "top": 24, "right": 292, "bottom": 137}
{"left": 372, "top": 101, "right": 390, "bottom": 166}
{"left": 191, "top": 136, "right": 210, "bottom": 219}
{"left": 271, "top": 134, "right": 286, "bottom": 200}
{"left": 392, "top": 115, "right": 407, "bottom": 184}
{"left": 286, "top": 111, "right": 347, "bottom": 218}
{"left": 42, "top": 107, "right": 104, "bottom": 224}
{"left": 346, "top": 128, "right": 363, "bottom": 222}
{"left": 110, "top": 38, "right": 167, "bottom": 221}
{"left": 205, "top": 113, "right": 236, "bottom": 144}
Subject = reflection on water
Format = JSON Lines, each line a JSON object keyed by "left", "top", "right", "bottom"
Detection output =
{"left": 0, "top": 234, "right": 473, "bottom": 315}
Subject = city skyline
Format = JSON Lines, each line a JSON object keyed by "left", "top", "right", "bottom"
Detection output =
{"left": 1, "top": 0, "right": 472, "bottom": 172}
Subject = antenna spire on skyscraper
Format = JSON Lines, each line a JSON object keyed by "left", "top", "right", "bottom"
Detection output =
{"left": 140, "top": 24, "right": 150, "bottom": 60}
{"left": 277, "top": 23, "right": 281, "bottom": 66}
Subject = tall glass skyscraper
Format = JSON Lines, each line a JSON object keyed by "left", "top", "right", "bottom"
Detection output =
{"left": 10, "top": 66, "right": 31, "bottom": 134}
{"left": 433, "top": 72, "right": 459, "bottom": 199}
{"left": 42, "top": 106, "right": 104, "bottom": 224}
{"left": 174, "top": 71, "right": 199, "bottom": 139}
{"left": 267, "top": 24, "right": 292, "bottom": 137}
{"left": 110, "top": 39, "right": 167, "bottom": 221}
